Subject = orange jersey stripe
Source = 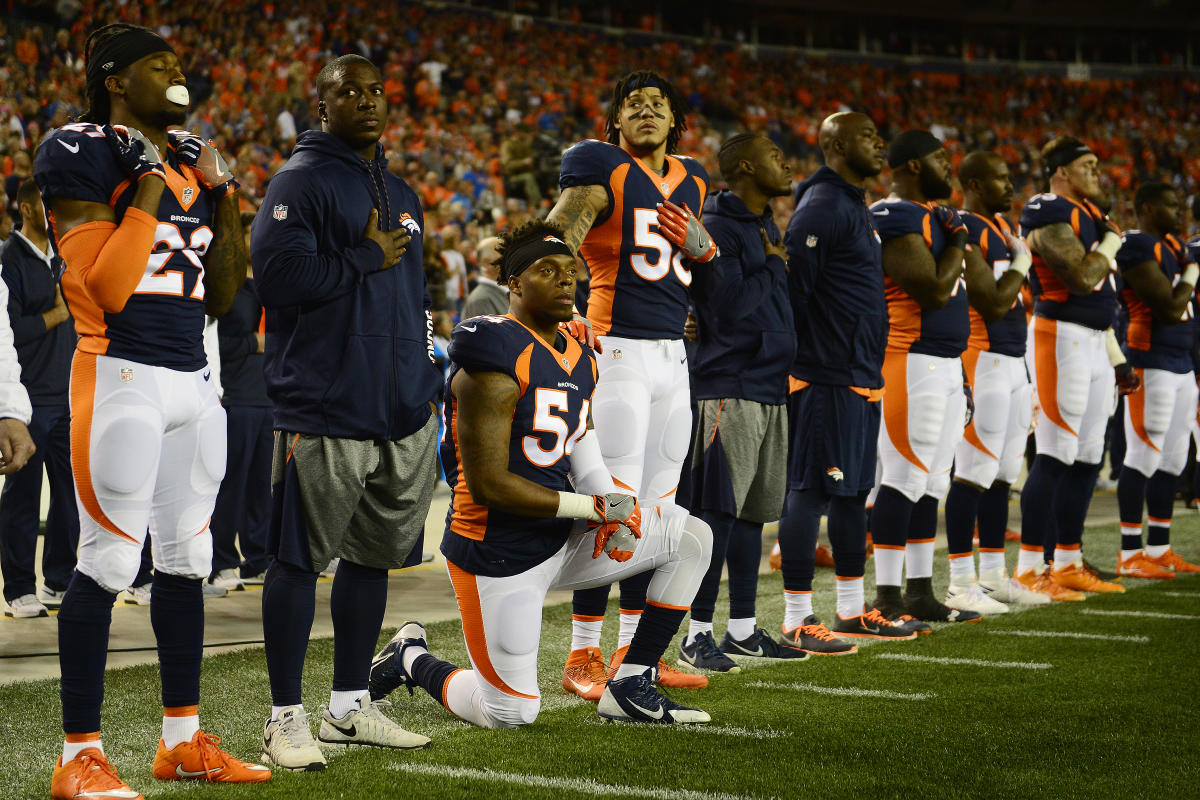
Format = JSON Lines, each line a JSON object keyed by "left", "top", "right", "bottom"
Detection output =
{"left": 69, "top": 352, "right": 136, "bottom": 542}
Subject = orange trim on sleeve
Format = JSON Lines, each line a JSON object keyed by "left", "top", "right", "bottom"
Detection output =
{"left": 59, "top": 206, "right": 158, "bottom": 313}
{"left": 70, "top": 352, "right": 137, "bottom": 543}
{"left": 444, "top": 560, "right": 538, "bottom": 700}
{"left": 514, "top": 343, "right": 534, "bottom": 397}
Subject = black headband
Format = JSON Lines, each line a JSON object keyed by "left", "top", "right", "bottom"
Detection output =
{"left": 86, "top": 28, "right": 175, "bottom": 90}
{"left": 507, "top": 235, "right": 574, "bottom": 278}
{"left": 888, "top": 130, "right": 942, "bottom": 168}
{"left": 621, "top": 75, "right": 668, "bottom": 102}
{"left": 1044, "top": 139, "right": 1094, "bottom": 178}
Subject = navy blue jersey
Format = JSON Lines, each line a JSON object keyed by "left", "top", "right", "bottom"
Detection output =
{"left": 1117, "top": 231, "right": 1195, "bottom": 373}
{"left": 559, "top": 139, "right": 709, "bottom": 340}
{"left": 961, "top": 210, "right": 1026, "bottom": 357}
{"left": 34, "top": 122, "right": 214, "bottom": 370}
{"left": 440, "top": 314, "right": 598, "bottom": 577}
{"left": 872, "top": 198, "right": 968, "bottom": 357}
{"left": 1020, "top": 192, "right": 1116, "bottom": 331}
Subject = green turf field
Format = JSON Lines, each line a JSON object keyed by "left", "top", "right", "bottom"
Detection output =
{"left": 4, "top": 517, "right": 1198, "bottom": 800}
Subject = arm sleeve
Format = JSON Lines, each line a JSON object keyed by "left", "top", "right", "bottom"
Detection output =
{"left": 786, "top": 203, "right": 834, "bottom": 300}
{"left": 0, "top": 278, "right": 32, "bottom": 423}
{"left": 250, "top": 170, "right": 384, "bottom": 308}
{"left": 57, "top": 208, "right": 158, "bottom": 313}
{"left": 699, "top": 218, "right": 786, "bottom": 324}
{"left": 447, "top": 318, "right": 517, "bottom": 378}
{"left": 3, "top": 260, "right": 48, "bottom": 346}
{"left": 559, "top": 141, "right": 610, "bottom": 189}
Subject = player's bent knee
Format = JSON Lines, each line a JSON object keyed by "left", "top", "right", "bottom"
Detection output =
{"left": 481, "top": 696, "right": 540, "bottom": 729}
{"left": 92, "top": 410, "right": 160, "bottom": 495}
{"left": 154, "top": 526, "right": 213, "bottom": 580}
{"left": 495, "top": 588, "right": 541, "bottom": 656}
{"left": 79, "top": 548, "right": 141, "bottom": 594}
{"left": 678, "top": 514, "right": 713, "bottom": 566}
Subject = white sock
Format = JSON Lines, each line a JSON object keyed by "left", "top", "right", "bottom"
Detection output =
{"left": 726, "top": 617, "right": 755, "bottom": 641}
{"left": 783, "top": 590, "right": 813, "bottom": 630}
{"left": 1017, "top": 546, "right": 1043, "bottom": 576}
{"left": 328, "top": 689, "right": 368, "bottom": 719}
{"left": 614, "top": 661, "right": 652, "bottom": 681}
{"left": 63, "top": 738, "right": 103, "bottom": 762}
{"left": 570, "top": 617, "right": 603, "bottom": 651}
{"left": 1053, "top": 545, "right": 1081, "bottom": 570}
{"left": 617, "top": 610, "right": 641, "bottom": 649}
{"left": 1146, "top": 543, "right": 1169, "bottom": 558}
{"left": 835, "top": 577, "right": 865, "bottom": 619}
{"left": 1120, "top": 547, "right": 1144, "bottom": 561}
{"left": 271, "top": 704, "right": 299, "bottom": 722}
{"left": 874, "top": 546, "right": 905, "bottom": 586}
{"left": 948, "top": 553, "right": 975, "bottom": 584}
{"left": 401, "top": 641, "right": 431, "bottom": 675}
{"left": 905, "top": 540, "right": 935, "bottom": 579}
{"left": 686, "top": 619, "right": 713, "bottom": 645}
{"left": 978, "top": 550, "right": 1006, "bottom": 575}
{"left": 161, "top": 713, "right": 199, "bottom": 749}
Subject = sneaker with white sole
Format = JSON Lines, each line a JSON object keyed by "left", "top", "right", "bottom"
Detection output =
{"left": 978, "top": 567, "right": 1051, "bottom": 605}
{"left": 37, "top": 586, "right": 67, "bottom": 609}
{"left": 262, "top": 705, "right": 326, "bottom": 771}
{"left": 209, "top": 568, "right": 245, "bottom": 591}
{"left": 124, "top": 584, "right": 152, "bottom": 605}
{"left": 201, "top": 582, "right": 228, "bottom": 598}
{"left": 4, "top": 593, "right": 48, "bottom": 618}
{"left": 945, "top": 581, "right": 1009, "bottom": 615}
{"left": 241, "top": 572, "right": 267, "bottom": 586}
{"left": 598, "top": 667, "right": 710, "bottom": 724}
{"left": 317, "top": 695, "right": 430, "bottom": 749}
{"left": 677, "top": 630, "right": 740, "bottom": 673}
{"left": 369, "top": 621, "right": 426, "bottom": 701}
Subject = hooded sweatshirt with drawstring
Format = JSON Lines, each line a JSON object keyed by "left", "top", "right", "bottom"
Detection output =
{"left": 252, "top": 130, "right": 440, "bottom": 441}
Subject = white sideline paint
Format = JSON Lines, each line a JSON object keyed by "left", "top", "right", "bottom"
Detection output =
{"left": 582, "top": 719, "right": 789, "bottom": 739}
{"left": 875, "top": 653, "right": 1052, "bottom": 670}
{"left": 1159, "top": 591, "right": 1200, "bottom": 598}
{"left": 989, "top": 630, "right": 1149, "bottom": 643}
{"left": 746, "top": 680, "right": 933, "bottom": 700}
{"left": 389, "top": 763, "right": 769, "bottom": 800}
{"left": 1080, "top": 609, "right": 1200, "bottom": 621}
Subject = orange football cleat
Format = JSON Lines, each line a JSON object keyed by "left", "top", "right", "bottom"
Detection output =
{"left": 1117, "top": 552, "right": 1177, "bottom": 580}
{"left": 153, "top": 731, "right": 271, "bottom": 783}
{"left": 768, "top": 540, "right": 781, "bottom": 571}
{"left": 1147, "top": 549, "right": 1200, "bottom": 574}
{"left": 562, "top": 646, "right": 608, "bottom": 702}
{"left": 52, "top": 748, "right": 143, "bottom": 800}
{"left": 1016, "top": 567, "right": 1085, "bottom": 602}
{"left": 1053, "top": 563, "right": 1126, "bottom": 594}
{"left": 814, "top": 544, "right": 835, "bottom": 568}
{"left": 608, "top": 644, "right": 708, "bottom": 689}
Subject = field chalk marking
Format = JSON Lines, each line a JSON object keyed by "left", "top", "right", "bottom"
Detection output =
{"left": 989, "top": 629, "right": 1149, "bottom": 643}
{"left": 1157, "top": 591, "right": 1200, "bottom": 599}
{"left": 1080, "top": 609, "right": 1199, "bottom": 621}
{"left": 875, "top": 653, "right": 1052, "bottom": 670}
{"left": 746, "top": 680, "right": 933, "bottom": 700}
{"left": 389, "top": 763, "right": 772, "bottom": 800}
{"left": 582, "top": 719, "right": 788, "bottom": 739}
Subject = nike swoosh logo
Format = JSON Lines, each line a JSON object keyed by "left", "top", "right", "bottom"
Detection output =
{"left": 863, "top": 622, "right": 881, "bottom": 633}
{"left": 326, "top": 719, "right": 357, "bottom": 737}
{"left": 567, "top": 677, "right": 595, "bottom": 694}
{"left": 176, "top": 764, "right": 223, "bottom": 778}
{"left": 627, "top": 698, "right": 665, "bottom": 720}
{"left": 461, "top": 324, "right": 478, "bottom": 332}
{"left": 59, "top": 140, "right": 80, "bottom": 153}
{"left": 1028, "top": 203, "right": 1042, "bottom": 210}
{"left": 872, "top": 208, "right": 889, "bottom": 215}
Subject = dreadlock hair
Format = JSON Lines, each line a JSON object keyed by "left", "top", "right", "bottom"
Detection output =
{"left": 78, "top": 23, "right": 151, "bottom": 123}
{"left": 495, "top": 219, "right": 569, "bottom": 284}
{"left": 605, "top": 70, "right": 689, "bottom": 155}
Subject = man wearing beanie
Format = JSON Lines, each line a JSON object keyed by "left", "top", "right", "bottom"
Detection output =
{"left": 867, "top": 130, "right": 982, "bottom": 628}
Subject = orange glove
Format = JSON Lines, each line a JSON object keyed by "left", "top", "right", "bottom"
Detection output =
{"left": 592, "top": 521, "right": 639, "bottom": 561}
{"left": 560, "top": 314, "right": 602, "bottom": 353}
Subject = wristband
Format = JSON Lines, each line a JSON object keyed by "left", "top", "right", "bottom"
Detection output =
{"left": 1006, "top": 251, "right": 1032, "bottom": 278}
{"left": 1094, "top": 231, "right": 1122, "bottom": 264}
{"left": 557, "top": 491, "right": 603, "bottom": 523}
{"left": 1104, "top": 328, "right": 1126, "bottom": 367}
{"left": 1181, "top": 263, "right": 1199, "bottom": 289}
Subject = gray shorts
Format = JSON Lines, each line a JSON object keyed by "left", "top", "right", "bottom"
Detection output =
{"left": 270, "top": 412, "right": 439, "bottom": 572}
{"left": 688, "top": 397, "right": 787, "bottom": 523}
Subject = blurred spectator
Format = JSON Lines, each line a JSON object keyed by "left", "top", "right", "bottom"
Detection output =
{"left": 461, "top": 235, "right": 507, "bottom": 318}
{"left": 500, "top": 125, "right": 543, "bottom": 209}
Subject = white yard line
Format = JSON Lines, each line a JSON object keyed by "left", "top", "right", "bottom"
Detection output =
{"left": 745, "top": 680, "right": 934, "bottom": 700}
{"left": 874, "top": 652, "right": 1053, "bottom": 670}
{"left": 389, "top": 763, "right": 774, "bottom": 800}
{"left": 581, "top": 718, "right": 788, "bottom": 739}
{"left": 988, "top": 629, "right": 1149, "bottom": 643}
{"left": 1079, "top": 609, "right": 1200, "bottom": 620}
{"left": 1158, "top": 591, "right": 1200, "bottom": 598}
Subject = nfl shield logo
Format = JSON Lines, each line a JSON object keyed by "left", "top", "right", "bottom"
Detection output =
{"left": 660, "top": 181, "right": 670, "bottom": 193}
{"left": 181, "top": 186, "right": 193, "bottom": 204}
{"left": 119, "top": 368, "right": 134, "bottom": 383}
{"left": 562, "top": 358, "right": 570, "bottom": 368}
{"left": 273, "top": 204, "right": 288, "bottom": 221}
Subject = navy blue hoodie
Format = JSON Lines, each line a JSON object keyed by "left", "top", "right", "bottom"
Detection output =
{"left": 690, "top": 190, "right": 795, "bottom": 404}
{"left": 252, "top": 131, "right": 440, "bottom": 440}
{"left": 786, "top": 166, "right": 887, "bottom": 390}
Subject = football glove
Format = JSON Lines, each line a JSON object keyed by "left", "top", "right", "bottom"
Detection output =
{"left": 593, "top": 521, "right": 639, "bottom": 562}
{"left": 560, "top": 314, "right": 602, "bottom": 353}
{"left": 170, "top": 130, "right": 239, "bottom": 197}
{"left": 1115, "top": 363, "right": 1141, "bottom": 396}
{"left": 590, "top": 493, "right": 642, "bottom": 537}
{"left": 931, "top": 204, "right": 968, "bottom": 237}
{"left": 656, "top": 200, "right": 718, "bottom": 263}
{"left": 105, "top": 125, "right": 166, "bottom": 183}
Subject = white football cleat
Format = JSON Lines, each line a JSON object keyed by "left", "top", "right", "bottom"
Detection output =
{"left": 317, "top": 696, "right": 430, "bottom": 749}
{"left": 945, "top": 580, "right": 1009, "bottom": 615}
{"left": 979, "top": 567, "right": 1051, "bottom": 605}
